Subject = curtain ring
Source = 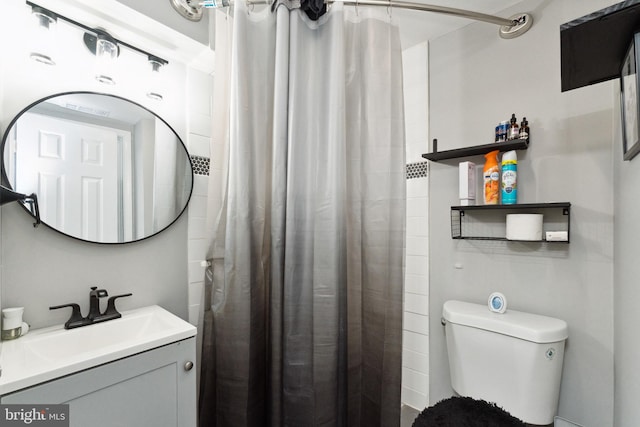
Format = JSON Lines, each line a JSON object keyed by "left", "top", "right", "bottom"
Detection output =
{"left": 355, "top": 0, "right": 359, "bottom": 16}
{"left": 387, "top": 0, "right": 392, "bottom": 19}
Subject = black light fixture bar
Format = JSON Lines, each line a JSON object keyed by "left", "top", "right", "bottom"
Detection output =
{"left": 26, "top": 1, "right": 169, "bottom": 66}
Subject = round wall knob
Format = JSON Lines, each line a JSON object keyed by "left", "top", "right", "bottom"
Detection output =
{"left": 184, "top": 361, "right": 194, "bottom": 371}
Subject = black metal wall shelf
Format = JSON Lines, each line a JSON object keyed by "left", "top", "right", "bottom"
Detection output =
{"left": 451, "top": 202, "right": 571, "bottom": 243}
{"left": 422, "top": 138, "right": 529, "bottom": 162}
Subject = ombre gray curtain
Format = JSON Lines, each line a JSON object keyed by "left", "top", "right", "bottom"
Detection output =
{"left": 200, "top": 3, "right": 405, "bottom": 426}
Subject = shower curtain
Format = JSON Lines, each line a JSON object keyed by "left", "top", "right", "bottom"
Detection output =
{"left": 200, "top": 2, "right": 405, "bottom": 426}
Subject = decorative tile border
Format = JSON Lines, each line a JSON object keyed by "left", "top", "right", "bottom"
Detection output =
{"left": 191, "top": 155, "right": 210, "bottom": 176}
{"left": 190, "top": 156, "right": 426, "bottom": 179}
{"left": 406, "top": 161, "right": 428, "bottom": 180}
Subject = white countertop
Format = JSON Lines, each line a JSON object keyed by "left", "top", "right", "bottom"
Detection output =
{"left": 0, "top": 305, "right": 196, "bottom": 395}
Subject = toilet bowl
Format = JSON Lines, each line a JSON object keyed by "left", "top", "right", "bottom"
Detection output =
{"left": 442, "top": 300, "right": 568, "bottom": 425}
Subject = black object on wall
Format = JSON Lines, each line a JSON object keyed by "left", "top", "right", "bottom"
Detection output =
{"left": 561, "top": 0, "right": 640, "bottom": 92}
{"left": 301, "top": 0, "right": 327, "bottom": 20}
{"left": 0, "top": 186, "right": 40, "bottom": 227}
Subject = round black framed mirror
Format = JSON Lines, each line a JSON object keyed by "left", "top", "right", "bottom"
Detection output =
{"left": 1, "top": 92, "right": 194, "bottom": 244}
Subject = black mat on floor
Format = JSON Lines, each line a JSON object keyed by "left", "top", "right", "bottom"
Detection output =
{"left": 412, "top": 396, "right": 527, "bottom": 427}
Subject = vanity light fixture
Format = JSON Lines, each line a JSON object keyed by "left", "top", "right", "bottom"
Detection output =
{"left": 25, "top": 1, "right": 170, "bottom": 88}
{"left": 146, "top": 56, "right": 167, "bottom": 101}
{"left": 84, "top": 30, "right": 120, "bottom": 85}
{"left": 29, "top": 5, "right": 57, "bottom": 65}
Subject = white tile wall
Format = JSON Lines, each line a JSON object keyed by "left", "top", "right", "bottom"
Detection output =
{"left": 186, "top": 68, "right": 213, "bottom": 325}
{"left": 189, "top": 133, "right": 212, "bottom": 158}
{"left": 404, "top": 312, "right": 429, "bottom": 336}
{"left": 403, "top": 330, "right": 429, "bottom": 353}
{"left": 406, "top": 237, "right": 428, "bottom": 257}
{"left": 402, "top": 41, "right": 430, "bottom": 411}
{"left": 405, "top": 274, "right": 428, "bottom": 296}
{"left": 402, "top": 385, "right": 429, "bottom": 411}
{"left": 404, "top": 293, "right": 428, "bottom": 316}
{"left": 403, "top": 348, "right": 429, "bottom": 373}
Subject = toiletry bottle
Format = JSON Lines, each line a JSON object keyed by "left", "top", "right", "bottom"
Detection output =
{"left": 483, "top": 150, "right": 500, "bottom": 205}
{"left": 519, "top": 117, "right": 529, "bottom": 139}
{"left": 508, "top": 113, "right": 519, "bottom": 140}
{"left": 496, "top": 120, "right": 508, "bottom": 142}
{"left": 501, "top": 150, "right": 517, "bottom": 205}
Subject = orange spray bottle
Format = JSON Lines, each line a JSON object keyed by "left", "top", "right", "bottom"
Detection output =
{"left": 483, "top": 150, "right": 500, "bottom": 204}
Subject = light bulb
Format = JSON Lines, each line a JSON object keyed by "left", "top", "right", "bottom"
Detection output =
{"left": 95, "top": 34, "right": 118, "bottom": 85}
{"left": 146, "top": 57, "right": 164, "bottom": 100}
{"left": 29, "top": 7, "right": 57, "bottom": 66}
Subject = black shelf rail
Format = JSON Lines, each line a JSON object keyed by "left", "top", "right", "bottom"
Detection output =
{"left": 451, "top": 202, "right": 571, "bottom": 243}
{"left": 422, "top": 138, "right": 529, "bottom": 162}
{"left": 451, "top": 202, "right": 571, "bottom": 212}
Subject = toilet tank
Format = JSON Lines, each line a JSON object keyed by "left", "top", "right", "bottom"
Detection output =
{"left": 442, "top": 300, "right": 568, "bottom": 426}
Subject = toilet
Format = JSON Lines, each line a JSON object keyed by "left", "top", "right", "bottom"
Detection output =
{"left": 442, "top": 300, "right": 569, "bottom": 426}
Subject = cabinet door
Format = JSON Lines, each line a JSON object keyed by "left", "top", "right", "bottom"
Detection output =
{"left": 1, "top": 338, "right": 196, "bottom": 427}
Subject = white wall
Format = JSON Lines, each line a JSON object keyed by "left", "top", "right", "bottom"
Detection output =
{"left": 0, "top": 0, "right": 212, "bottom": 329}
{"left": 613, "top": 62, "right": 640, "bottom": 426}
{"left": 428, "top": 1, "right": 615, "bottom": 426}
{"left": 186, "top": 68, "right": 213, "bottom": 325}
{"left": 401, "top": 41, "right": 430, "bottom": 410}
{"left": 115, "top": 0, "right": 210, "bottom": 46}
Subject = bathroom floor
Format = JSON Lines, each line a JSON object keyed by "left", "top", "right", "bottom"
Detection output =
{"left": 401, "top": 405, "right": 420, "bottom": 427}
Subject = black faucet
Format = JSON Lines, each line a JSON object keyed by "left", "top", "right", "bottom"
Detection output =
{"left": 50, "top": 287, "right": 133, "bottom": 329}
{"left": 48, "top": 303, "right": 92, "bottom": 329}
{"left": 88, "top": 286, "right": 109, "bottom": 321}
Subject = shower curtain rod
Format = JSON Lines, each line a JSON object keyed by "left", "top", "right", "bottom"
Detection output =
{"left": 326, "top": 0, "right": 513, "bottom": 27}
{"left": 200, "top": 0, "right": 533, "bottom": 38}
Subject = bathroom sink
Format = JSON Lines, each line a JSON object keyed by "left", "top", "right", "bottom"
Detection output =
{"left": 0, "top": 305, "right": 196, "bottom": 394}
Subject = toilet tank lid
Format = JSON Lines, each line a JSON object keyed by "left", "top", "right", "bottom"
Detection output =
{"left": 443, "top": 300, "right": 568, "bottom": 343}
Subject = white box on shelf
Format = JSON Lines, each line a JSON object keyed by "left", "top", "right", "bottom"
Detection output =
{"left": 458, "top": 161, "right": 476, "bottom": 205}
{"left": 545, "top": 231, "right": 569, "bottom": 242}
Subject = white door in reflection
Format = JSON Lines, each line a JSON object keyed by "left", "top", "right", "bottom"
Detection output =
{"left": 16, "top": 112, "right": 131, "bottom": 242}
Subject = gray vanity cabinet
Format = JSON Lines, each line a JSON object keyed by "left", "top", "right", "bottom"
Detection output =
{"left": 1, "top": 337, "right": 196, "bottom": 427}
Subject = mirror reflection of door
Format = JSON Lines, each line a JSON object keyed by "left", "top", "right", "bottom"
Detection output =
{"left": 14, "top": 112, "right": 132, "bottom": 242}
{"left": 2, "top": 92, "right": 193, "bottom": 244}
